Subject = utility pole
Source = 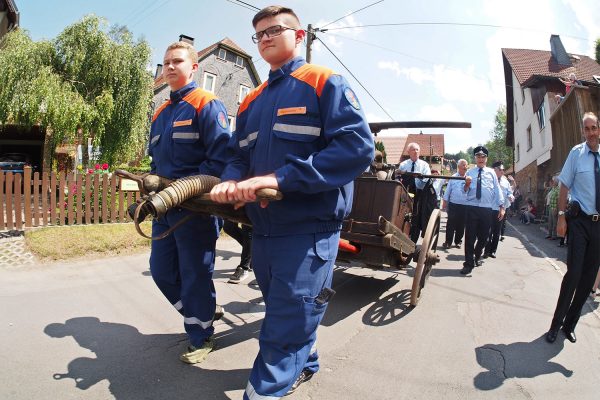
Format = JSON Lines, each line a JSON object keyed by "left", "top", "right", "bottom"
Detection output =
{"left": 306, "top": 24, "right": 315, "bottom": 63}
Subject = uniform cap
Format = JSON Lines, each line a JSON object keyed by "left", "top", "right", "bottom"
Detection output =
{"left": 473, "top": 145, "right": 488, "bottom": 156}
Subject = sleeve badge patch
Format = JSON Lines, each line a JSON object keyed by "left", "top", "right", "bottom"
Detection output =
{"left": 217, "top": 111, "right": 228, "bottom": 129}
{"left": 344, "top": 87, "right": 361, "bottom": 110}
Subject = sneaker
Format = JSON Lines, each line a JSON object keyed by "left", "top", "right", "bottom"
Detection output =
{"left": 213, "top": 305, "right": 224, "bottom": 322}
{"left": 180, "top": 337, "right": 215, "bottom": 364}
{"left": 228, "top": 266, "right": 250, "bottom": 284}
{"left": 286, "top": 369, "right": 314, "bottom": 395}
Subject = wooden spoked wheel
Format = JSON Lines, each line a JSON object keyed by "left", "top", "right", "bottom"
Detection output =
{"left": 410, "top": 209, "right": 441, "bottom": 306}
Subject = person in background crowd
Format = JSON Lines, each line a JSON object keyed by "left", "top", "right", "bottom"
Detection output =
{"left": 546, "top": 111, "right": 600, "bottom": 344}
{"left": 520, "top": 198, "right": 536, "bottom": 224}
{"left": 441, "top": 159, "right": 468, "bottom": 249}
{"left": 210, "top": 5, "right": 374, "bottom": 397}
{"left": 431, "top": 169, "right": 444, "bottom": 208}
{"left": 546, "top": 176, "right": 559, "bottom": 240}
{"left": 223, "top": 221, "right": 253, "bottom": 283}
{"left": 484, "top": 161, "right": 512, "bottom": 258}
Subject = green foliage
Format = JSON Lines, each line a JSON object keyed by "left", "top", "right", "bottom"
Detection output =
{"left": 0, "top": 16, "right": 154, "bottom": 166}
{"left": 485, "top": 105, "right": 513, "bottom": 168}
{"left": 444, "top": 150, "right": 472, "bottom": 165}
{"left": 596, "top": 37, "right": 600, "bottom": 64}
{"left": 374, "top": 140, "right": 387, "bottom": 163}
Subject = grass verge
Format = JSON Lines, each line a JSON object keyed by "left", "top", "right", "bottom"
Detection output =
{"left": 24, "top": 222, "right": 152, "bottom": 261}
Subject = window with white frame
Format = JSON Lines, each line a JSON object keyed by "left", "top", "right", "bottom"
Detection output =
{"left": 235, "top": 55, "right": 244, "bottom": 68}
{"left": 218, "top": 48, "right": 226, "bottom": 60}
{"left": 228, "top": 116, "right": 236, "bottom": 132}
{"left": 238, "top": 85, "right": 250, "bottom": 103}
{"left": 516, "top": 143, "right": 520, "bottom": 162}
{"left": 537, "top": 100, "right": 546, "bottom": 130}
{"left": 526, "top": 126, "right": 532, "bottom": 151}
{"left": 203, "top": 72, "right": 216, "bottom": 93}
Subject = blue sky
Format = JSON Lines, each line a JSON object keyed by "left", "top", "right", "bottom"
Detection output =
{"left": 17, "top": 0, "right": 600, "bottom": 153}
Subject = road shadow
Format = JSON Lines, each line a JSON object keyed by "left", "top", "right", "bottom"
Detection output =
{"left": 361, "top": 289, "right": 413, "bottom": 326}
{"left": 474, "top": 334, "right": 572, "bottom": 390}
{"left": 322, "top": 268, "right": 410, "bottom": 327}
{"left": 45, "top": 317, "right": 251, "bottom": 399}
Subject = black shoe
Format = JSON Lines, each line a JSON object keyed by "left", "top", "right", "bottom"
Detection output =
{"left": 499, "top": 236, "right": 504, "bottom": 241}
{"left": 489, "top": 253, "right": 496, "bottom": 258}
{"left": 213, "top": 305, "right": 224, "bottom": 322}
{"left": 442, "top": 242, "right": 450, "bottom": 249}
{"left": 482, "top": 253, "right": 489, "bottom": 259}
{"left": 562, "top": 327, "right": 576, "bottom": 343}
{"left": 460, "top": 266, "right": 473, "bottom": 275}
{"left": 475, "top": 259, "right": 484, "bottom": 267}
{"left": 286, "top": 369, "right": 314, "bottom": 395}
{"left": 545, "top": 328, "right": 559, "bottom": 343}
{"left": 454, "top": 242, "right": 462, "bottom": 248}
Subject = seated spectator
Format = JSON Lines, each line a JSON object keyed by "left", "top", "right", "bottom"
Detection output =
{"left": 556, "top": 73, "right": 582, "bottom": 103}
{"left": 520, "top": 198, "right": 536, "bottom": 225}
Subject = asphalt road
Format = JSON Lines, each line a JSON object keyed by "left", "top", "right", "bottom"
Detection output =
{"left": 1, "top": 214, "right": 599, "bottom": 400}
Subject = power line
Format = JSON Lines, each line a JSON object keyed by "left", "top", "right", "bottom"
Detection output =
{"left": 320, "top": 0, "right": 384, "bottom": 29}
{"left": 224, "top": 0, "right": 260, "bottom": 12}
{"left": 315, "top": 37, "right": 394, "bottom": 121}
{"left": 321, "top": 22, "right": 589, "bottom": 42}
{"left": 128, "top": 0, "right": 173, "bottom": 28}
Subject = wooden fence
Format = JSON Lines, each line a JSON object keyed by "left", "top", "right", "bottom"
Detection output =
{"left": 0, "top": 166, "right": 141, "bottom": 232}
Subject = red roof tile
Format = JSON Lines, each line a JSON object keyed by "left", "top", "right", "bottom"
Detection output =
{"left": 402, "top": 134, "right": 445, "bottom": 157}
{"left": 502, "top": 48, "right": 600, "bottom": 87}
{"left": 376, "top": 136, "right": 407, "bottom": 164}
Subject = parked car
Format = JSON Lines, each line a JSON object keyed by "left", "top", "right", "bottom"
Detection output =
{"left": 0, "top": 153, "right": 35, "bottom": 174}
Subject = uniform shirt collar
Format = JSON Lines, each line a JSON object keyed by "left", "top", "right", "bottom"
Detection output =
{"left": 170, "top": 81, "right": 198, "bottom": 103}
{"left": 268, "top": 56, "right": 305, "bottom": 83}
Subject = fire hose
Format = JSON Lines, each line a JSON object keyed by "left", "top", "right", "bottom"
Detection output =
{"left": 114, "top": 170, "right": 282, "bottom": 240}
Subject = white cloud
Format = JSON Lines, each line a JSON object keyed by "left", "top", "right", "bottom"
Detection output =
{"left": 563, "top": 0, "right": 600, "bottom": 56}
{"left": 378, "top": 62, "right": 495, "bottom": 103}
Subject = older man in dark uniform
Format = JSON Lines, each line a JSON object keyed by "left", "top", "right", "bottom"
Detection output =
{"left": 546, "top": 112, "right": 600, "bottom": 344}
{"left": 460, "top": 146, "right": 505, "bottom": 275}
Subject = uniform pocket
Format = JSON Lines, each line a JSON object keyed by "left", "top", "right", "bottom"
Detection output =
{"left": 172, "top": 133, "right": 200, "bottom": 165}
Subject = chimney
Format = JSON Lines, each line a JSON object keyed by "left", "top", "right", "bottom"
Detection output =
{"left": 550, "top": 35, "right": 571, "bottom": 66}
{"left": 179, "top": 34, "right": 194, "bottom": 45}
{"left": 155, "top": 64, "right": 163, "bottom": 79}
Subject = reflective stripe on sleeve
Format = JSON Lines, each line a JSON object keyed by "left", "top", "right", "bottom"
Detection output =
{"left": 239, "top": 131, "right": 258, "bottom": 148}
{"left": 183, "top": 317, "right": 213, "bottom": 329}
{"left": 151, "top": 135, "right": 160, "bottom": 144}
{"left": 245, "top": 381, "right": 280, "bottom": 400}
{"left": 273, "top": 123, "right": 321, "bottom": 136}
{"left": 173, "top": 300, "right": 183, "bottom": 311}
{"left": 173, "top": 132, "right": 200, "bottom": 139}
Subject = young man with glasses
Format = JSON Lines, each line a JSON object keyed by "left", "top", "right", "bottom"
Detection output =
{"left": 460, "top": 146, "right": 505, "bottom": 275}
{"left": 210, "top": 5, "right": 374, "bottom": 399}
{"left": 546, "top": 112, "right": 600, "bottom": 344}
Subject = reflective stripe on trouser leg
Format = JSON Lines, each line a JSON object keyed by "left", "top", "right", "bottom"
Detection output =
{"left": 245, "top": 232, "right": 338, "bottom": 399}
{"left": 150, "top": 208, "right": 219, "bottom": 347}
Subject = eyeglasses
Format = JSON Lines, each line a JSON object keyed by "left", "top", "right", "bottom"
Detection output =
{"left": 584, "top": 125, "right": 598, "bottom": 132}
{"left": 252, "top": 25, "right": 297, "bottom": 43}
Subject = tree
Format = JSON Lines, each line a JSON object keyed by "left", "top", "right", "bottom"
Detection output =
{"left": 595, "top": 37, "right": 600, "bottom": 64}
{"left": 0, "top": 16, "right": 153, "bottom": 167}
{"left": 375, "top": 140, "right": 387, "bottom": 163}
{"left": 485, "top": 105, "right": 512, "bottom": 168}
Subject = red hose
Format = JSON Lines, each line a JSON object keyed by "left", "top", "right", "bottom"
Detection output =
{"left": 339, "top": 239, "right": 360, "bottom": 253}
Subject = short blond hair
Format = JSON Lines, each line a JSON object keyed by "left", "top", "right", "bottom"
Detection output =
{"left": 165, "top": 41, "right": 198, "bottom": 63}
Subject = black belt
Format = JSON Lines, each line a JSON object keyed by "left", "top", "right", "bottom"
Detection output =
{"left": 579, "top": 213, "right": 600, "bottom": 222}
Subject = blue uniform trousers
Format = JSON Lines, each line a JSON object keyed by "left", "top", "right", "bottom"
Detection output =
{"left": 150, "top": 208, "right": 219, "bottom": 347}
{"left": 464, "top": 206, "right": 493, "bottom": 267}
{"left": 244, "top": 231, "right": 339, "bottom": 399}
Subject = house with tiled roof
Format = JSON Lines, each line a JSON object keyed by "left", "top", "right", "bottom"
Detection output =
{"left": 0, "top": 0, "right": 19, "bottom": 39}
{"left": 376, "top": 136, "right": 407, "bottom": 164}
{"left": 502, "top": 34, "right": 600, "bottom": 207}
{"left": 152, "top": 35, "right": 262, "bottom": 131}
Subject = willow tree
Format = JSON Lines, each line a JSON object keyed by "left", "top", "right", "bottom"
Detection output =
{"left": 0, "top": 15, "right": 153, "bottom": 166}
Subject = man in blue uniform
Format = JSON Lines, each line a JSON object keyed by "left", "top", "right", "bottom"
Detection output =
{"left": 398, "top": 142, "right": 431, "bottom": 242}
{"left": 460, "top": 146, "right": 505, "bottom": 275}
{"left": 442, "top": 159, "right": 468, "bottom": 248}
{"left": 149, "top": 41, "right": 231, "bottom": 363}
{"left": 546, "top": 112, "right": 600, "bottom": 344}
{"left": 210, "top": 5, "right": 374, "bottom": 398}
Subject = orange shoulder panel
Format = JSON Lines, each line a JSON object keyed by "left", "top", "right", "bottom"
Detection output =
{"left": 183, "top": 88, "right": 218, "bottom": 113}
{"left": 290, "top": 64, "right": 335, "bottom": 97}
{"left": 152, "top": 100, "right": 171, "bottom": 123}
{"left": 237, "top": 81, "right": 268, "bottom": 116}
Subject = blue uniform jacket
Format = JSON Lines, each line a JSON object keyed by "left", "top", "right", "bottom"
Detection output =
{"left": 558, "top": 142, "right": 600, "bottom": 215}
{"left": 221, "top": 57, "right": 374, "bottom": 236}
{"left": 464, "top": 166, "right": 504, "bottom": 209}
{"left": 149, "top": 81, "right": 231, "bottom": 179}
